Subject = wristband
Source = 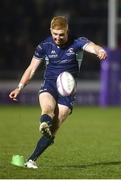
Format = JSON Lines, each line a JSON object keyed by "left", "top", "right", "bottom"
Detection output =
{"left": 18, "top": 83, "right": 24, "bottom": 90}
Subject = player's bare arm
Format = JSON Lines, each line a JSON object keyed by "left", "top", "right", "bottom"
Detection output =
{"left": 9, "top": 57, "right": 42, "bottom": 101}
{"left": 83, "top": 42, "right": 107, "bottom": 60}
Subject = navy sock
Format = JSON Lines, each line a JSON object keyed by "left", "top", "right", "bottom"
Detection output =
{"left": 40, "top": 114, "right": 53, "bottom": 126}
{"left": 28, "top": 135, "right": 54, "bottom": 161}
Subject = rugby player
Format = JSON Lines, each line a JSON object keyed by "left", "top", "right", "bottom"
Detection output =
{"left": 9, "top": 16, "right": 107, "bottom": 169}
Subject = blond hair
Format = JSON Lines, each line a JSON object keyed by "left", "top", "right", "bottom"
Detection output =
{"left": 50, "top": 16, "right": 68, "bottom": 30}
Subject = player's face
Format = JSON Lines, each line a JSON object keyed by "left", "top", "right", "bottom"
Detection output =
{"left": 51, "top": 28, "right": 68, "bottom": 46}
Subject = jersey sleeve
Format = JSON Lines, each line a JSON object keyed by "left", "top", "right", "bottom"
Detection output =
{"left": 76, "top": 37, "right": 91, "bottom": 50}
{"left": 33, "top": 43, "right": 45, "bottom": 60}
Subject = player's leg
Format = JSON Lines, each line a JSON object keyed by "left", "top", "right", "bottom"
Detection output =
{"left": 50, "top": 93, "right": 74, "bottom": 135}
{"left": 29, "top": 104, "right": 71, "bottom": 162}
{"left": 50, "top": 104, "right": 71, "bottom": 135}
{"left": 25, "top": 134, "right": 55, "bottom": 168}
{"left": 25, "top": 104, "right": 70, "bottom": 168}
{"left": 25, "top": 92, "right": 56, "bottom": 168}
{"left": 39, "top": 92, "right": 56, "bottom": 136}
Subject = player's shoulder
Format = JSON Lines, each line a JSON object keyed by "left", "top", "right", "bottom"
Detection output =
{"left": 68, "top": 33, "right": 90, "bottom": 44}
{"left": 37, "top": 36, "right": 52, "bottom": 45}
{"left": 37, "top": 36, "right": 54, "bottom": 49}
{"left": 44, "top": 36, "right": 52, "bottom": 42}
{"left": 75, "top": 36, "right": 90, "bottom": 43}
{"left": 42, "top": 36, "right": 53, "bottom": 44}
{"left": 36, "top": 36, "right": 53, "bottom": 51}
{"left": 74, "top": 36, "right": 91, "bottom": 48}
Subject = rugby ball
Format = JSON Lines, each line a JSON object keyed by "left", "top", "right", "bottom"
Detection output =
{"left": 56, "top": 71, "right": 76, "bottom": 96}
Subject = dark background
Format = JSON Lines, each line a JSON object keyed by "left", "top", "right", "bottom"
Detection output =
{"left": 0, "top": 0, "right": 121, "bottom": 80}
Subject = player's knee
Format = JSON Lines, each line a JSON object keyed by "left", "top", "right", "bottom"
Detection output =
{"left": 57, "top": 105, "right": 71, "bottom": 122}
{"left": 41, "top": 105, "right": 55, "bottom": 118}
{"left": 58, "top": 110, "right": 69, "bottom": 122}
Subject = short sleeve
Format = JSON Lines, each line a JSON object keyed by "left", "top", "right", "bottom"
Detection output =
{"left": 76, "top": 37, "right": 91, "bottom": 49}
{"left": 33, "top": 43, "right": 45, "bottom": 60}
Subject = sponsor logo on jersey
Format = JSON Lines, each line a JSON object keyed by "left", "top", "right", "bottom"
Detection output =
{"left": 48, "top": 50, "right": 58, "bottom": 58}
{"left": 51, "top": 50, "right": 56, "bottom": 54}
{"left": 66, "top": 48, "right": 75, "bottom": 56}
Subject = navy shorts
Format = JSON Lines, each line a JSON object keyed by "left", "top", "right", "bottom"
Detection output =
{"left": 38, "top": 79, "right": 75, "bottom": 111}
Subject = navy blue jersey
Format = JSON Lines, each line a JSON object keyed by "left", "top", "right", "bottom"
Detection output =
{"left": 34, "top": 36, "right": 90, "bottom": 79}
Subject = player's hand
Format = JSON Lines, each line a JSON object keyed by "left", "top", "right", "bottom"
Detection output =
{"left": 97, "top": 49, "right": 107, "bottom": 60}
{"left": 9, "top": 88, "right": 21, "bottom": 101}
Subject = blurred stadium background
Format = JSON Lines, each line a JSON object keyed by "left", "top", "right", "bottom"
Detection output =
{"left": 0, "top": 0, "right": 121, "bottom": 106}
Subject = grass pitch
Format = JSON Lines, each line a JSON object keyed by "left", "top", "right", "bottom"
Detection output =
{"left": 1, "top": 105, "right": 121, "bottom": 179}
